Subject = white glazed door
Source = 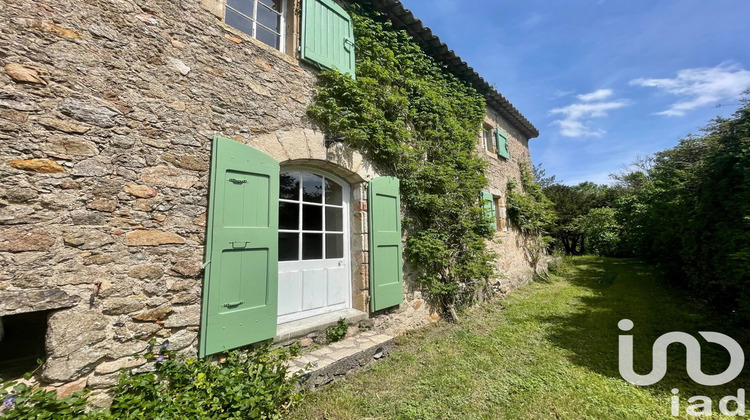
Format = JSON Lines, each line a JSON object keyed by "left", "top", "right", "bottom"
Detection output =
{"left": 277, "top": 170, "right": 351, "bottom": 324}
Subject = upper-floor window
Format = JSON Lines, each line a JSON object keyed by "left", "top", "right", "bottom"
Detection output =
{"left": 226, "top": 0, "right": 285, "bottom": 51}
{"left": 482, "top": 127, "right": 494, "bottom": 153}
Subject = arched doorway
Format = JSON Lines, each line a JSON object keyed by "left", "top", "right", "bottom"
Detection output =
{"left": 277, "top": 168, "right": 352, "bottom": 324}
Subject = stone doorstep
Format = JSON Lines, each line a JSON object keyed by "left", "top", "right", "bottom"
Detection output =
{"left": 288, "top": 331, "right": 394, "bottom": 390}
{"left": 274, "top": 308, "right": 368, "bottom": 345}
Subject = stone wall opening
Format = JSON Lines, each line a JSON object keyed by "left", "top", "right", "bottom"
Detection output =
{"left": 0, "top": 310, "right": 51, "bottom": 380}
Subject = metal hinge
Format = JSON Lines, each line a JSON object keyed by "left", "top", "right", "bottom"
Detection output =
{"left": 228, "top": 178, "right": 247, "bottom": 185}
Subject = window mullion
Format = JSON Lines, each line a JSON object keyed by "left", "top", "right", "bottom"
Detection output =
{"left": 252, "top": 0, "right": 258, "bottom": 38}
{"left": 298, "top": 181, "right": 303, "bottom": 261}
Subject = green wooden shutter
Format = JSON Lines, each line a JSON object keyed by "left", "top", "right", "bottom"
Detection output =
{"left": 496, "top": 129, "right": 509, "bottom": 159}
{"left": 481, "top": 191, "right": 497, "bottom": 230}
{"left": 369, "top": 176, "right": 404, "bottom": 311}
{"left": 200, "top": 136, "right": 279, "bottom": 357}
{"left": 301, "top": 0, "right": 356, "bottom": 78}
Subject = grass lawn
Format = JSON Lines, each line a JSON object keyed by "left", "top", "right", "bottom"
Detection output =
{"left": 289, "top": 257, "right": 749, "bottom": 419}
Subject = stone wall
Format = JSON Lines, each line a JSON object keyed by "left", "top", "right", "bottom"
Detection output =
{"left": 0, "top": 0, "right": 543, "bottom": 396}
{"left": 481, "top": 108, "right": 544, "bottom": 292}
{"left": 0, "top": 0, "right": 336, "bottom": 391}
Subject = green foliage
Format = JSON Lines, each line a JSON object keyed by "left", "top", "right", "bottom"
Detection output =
{"left": 506, "top": 163, "right": 556, "bottom": 245}
{"left": 613, "top": 100, "right": 750, "bottom": 319}
{"left": 543, "top": 181, "right": 626, "bottom": 255}
{"left": 326, "top": 318, "right": 349, "bottom": 343}
{"left": 573, "top": 207, "right": 621, "bottom": 257}
{"left": 0, "top": 341, "right": 303, "bottom": 419}
{"left": 307, "top": 4, "right": 495, "bottom": 312}
{"left": 0, "top": 381, "right": 93, "bottom": 419}
{"left": 108, "top": 341, "right": 302, "bottom": 419}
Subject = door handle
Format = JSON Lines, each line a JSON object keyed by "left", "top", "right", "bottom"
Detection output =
{"left": 223, "top": 301, "right": 244, "bottom": 308}
{"left": 230, "top": 241, "right": 250, "bottom": 249}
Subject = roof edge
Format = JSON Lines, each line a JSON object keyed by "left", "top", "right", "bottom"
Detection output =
{"left": 369, "top": 0, "right": 540, "bottom": 139}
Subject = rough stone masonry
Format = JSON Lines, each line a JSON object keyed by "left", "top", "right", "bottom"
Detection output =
{"left": 0, "top": 0, "right": 545, "bottom": 399}
{"left": 0, "top": 0, "right": 324, "bottom": 392}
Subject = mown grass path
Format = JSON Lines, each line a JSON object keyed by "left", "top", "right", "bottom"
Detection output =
{"left": 289, "top": 257, "right": 749, "bottom": 419}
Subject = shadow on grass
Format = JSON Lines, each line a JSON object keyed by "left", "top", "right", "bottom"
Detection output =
{"left": 540, "top": 257, "right": 749, "bottom": 400}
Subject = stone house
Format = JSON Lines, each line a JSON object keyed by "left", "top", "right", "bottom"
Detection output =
{"left": 0, "top": 0, "right": 540, "bottom": 393}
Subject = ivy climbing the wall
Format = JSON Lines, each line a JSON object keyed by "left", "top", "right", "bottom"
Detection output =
{"left": 506, "top": 163, "right": 556, "bottom": 264}
{"left": 307, "top": 3, "right": 495, "bottom": 319}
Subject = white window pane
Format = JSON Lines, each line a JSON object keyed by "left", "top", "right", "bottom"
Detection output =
{"left": 280, "top": 172, "right": 300, "bottom": 200}
{"left": 256, "top": 25, "right": 280, "bottom": 49}
{"left": 227, "top": 0, "right": 255, "bottom": 19}
{"left": 226, "top": 9, "right": 254, "bottom": 37}
{"left": 279, "top": 233, "right": 299, "bottom": 261}
{"left": 302, "top": 233, "right": 323, "bottom": 260}
{"left": 325, "top": 207, "right": 343, "bottom": 232}
{"left": 325, "top": 179, "right": 343, "bottom": 205}
{"left": 326, "top": 234, "right": 344, "bottom": 259}
{"left": 303, "top": 204, "right": 323, "bottom": 231}
{"left": 257, "top": 4, "right": 281, "bottom": 32}
{"left": 302, "top": 173, "right": 323, "bottom": 203}
{"left": 279, "top": 202, "right": 299, "bottom": 230}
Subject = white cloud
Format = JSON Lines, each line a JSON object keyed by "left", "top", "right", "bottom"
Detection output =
{"left": 630, "top": 62, "right": 750, "bottom": 116}
{"left": 549, "top": 100, "right": 628, "bottom": 137}
{"left": 577, "top": 89, "right": 614, "bottom": 102}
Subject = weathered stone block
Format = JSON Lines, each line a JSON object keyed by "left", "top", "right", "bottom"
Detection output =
{"left": 0, "top": 289, "right": 79, "bottom": 316}
{"left": 59, "top": 98, "right": 119, "bottom": 128}
{"left": 87, "top": 198, "right": 117, "bottom": 212}
{"left": 128, "top": 264, "right": 164, "bottom": 280}
{"left": 164, "top": 305, "right": 200, "bottom": 328}
{"left": 171, "top": 260, "right": 202, "bottom": 277}
{"left": 47, "top": 310, "right": 107, "bottom": 357}
{"left": 124, "top": 230, "right": 186, "bottom": 246}
{"left": 94, "top": 356, "right": 146, "bottom": 375}
{"left": 123, "top": 184, "right": 158, "bottom": 198}
{"left": 3, "top": 186, "right": 38, "bottom": 203}
{"left": 132, "top": 305, "right": 172, "bottom": 322}
{"left": 4, "top": 63, "right": 46, "bottom": 85}
{"left": 0, "top": 226, "right": 55, "bottom": 252}
{"left": 62, "top": 229, "right": 114, "bottom": 250}
{"left": 47, "top": 136, "right": 98, "bottom": 156}
{"left": 140, "top": 166, "right": 198, "bottom": 189}
{"left": 73, "top": 158, "right": 111, "bottom": 177}
{"left": 8, "top": 158, "right": 64, "bottom": 173}
{"left": 38, "top": 118, "right": 91, "bottom": 134}
{"left": 102, "top": 297, "right": 146, "bottom": 315}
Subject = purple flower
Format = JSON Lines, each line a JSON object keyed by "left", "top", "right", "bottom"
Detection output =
{"left": 161, "top": 342, "right": 169, "bottom": 348}
{"left": 155, "top": 355, "right": 165, "bottom": 362}
{"left": 3, "top": 396, "right": 16, "bottom": 406}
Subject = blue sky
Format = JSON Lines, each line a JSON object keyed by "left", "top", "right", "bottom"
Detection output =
{"left": 403, "top": 0, "right": 750, "bottom": 185}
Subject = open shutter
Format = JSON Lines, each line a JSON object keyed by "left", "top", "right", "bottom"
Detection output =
{"left": 369, "top": 176, "right": 404, "bottom": 311}
{"left": 200, "top": 136, "right": 279, "bottom": 357}
{"left": 301, "top": 0, "right": 356, "bottom": 78}
{"left": 481, "top": 191, "right": 497, "bottom": 230}
{"left": 495, "top": 129, "right": 509, "bottom": 159}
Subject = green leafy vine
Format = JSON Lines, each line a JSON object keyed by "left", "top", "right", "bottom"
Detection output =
{"left": 307, "top": 3, "right": 495, "bottom": 317}
{"left": 506, "top": 163, "right": 556, "bottom": 264}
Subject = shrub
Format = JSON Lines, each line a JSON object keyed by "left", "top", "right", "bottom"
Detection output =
{"left": 0, "top": 342, "right": 303, "bottom": 419}
{"left": 326, "top": 318, "right": 348, "bottom": 343}
{"left": 108, "top": 342, "right": 303, "bottom": 419}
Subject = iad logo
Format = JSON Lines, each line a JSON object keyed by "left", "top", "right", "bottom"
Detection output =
{"left": 618, "top": 319, "right": 746, "bottom": 417}
{"left": 618, "top": 319, "right": 744, "bottom": 386}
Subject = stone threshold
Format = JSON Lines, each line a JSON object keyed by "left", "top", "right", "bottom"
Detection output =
{"left": 274, "top": 308, "right": 368, "bottom": 345}
{"left": 288, "top": 331, "right": 394, "bottom": 389}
